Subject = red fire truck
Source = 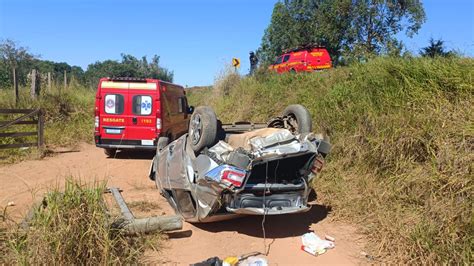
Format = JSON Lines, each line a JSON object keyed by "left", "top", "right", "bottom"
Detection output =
{"left": 269, "top": 45, "right": 332, "bottom": 73}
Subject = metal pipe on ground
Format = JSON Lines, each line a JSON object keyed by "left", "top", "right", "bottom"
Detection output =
{"left": 106, "top": 187, "right": 183, "bottom": 235}
{"left": 20, "top": 188, "right": 183, "bottom": 236}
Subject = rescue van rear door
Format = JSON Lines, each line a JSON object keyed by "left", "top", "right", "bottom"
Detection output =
{"left": 125, "top": 81, "right": 158, "bottom": 146}
{"left": 99, "top": 81, "right": 129, "bottom": 141}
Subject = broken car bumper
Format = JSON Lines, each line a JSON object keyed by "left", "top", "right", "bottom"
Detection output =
{"left": 226, "top": 190, "right": 310, "bottom": 215}
{"left": 226, "top": 206, "right": 311, "bottom": 215}
{"left": 96, "top": 144, "right": 156, "bottom": 150}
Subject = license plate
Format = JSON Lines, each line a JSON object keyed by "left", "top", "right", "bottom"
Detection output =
{"left": 106, "top": 129, "right": 121, "bottom": 134}
{"left": 141, "top": 140, "right": 154, "bottom": 146}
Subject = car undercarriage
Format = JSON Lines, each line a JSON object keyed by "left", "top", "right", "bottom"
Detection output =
{"left": 150, "top": 105, "right": 330, "bottom": 222}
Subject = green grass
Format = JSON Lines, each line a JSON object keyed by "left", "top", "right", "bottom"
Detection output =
{"left": 187, "top": 57, "right": 474, "bottom": 264}
{"left": 0, "top": 179, "right": 161, "bottom": 264}
{"left": 0, "top": 83, "right": 95, "bottom": 162}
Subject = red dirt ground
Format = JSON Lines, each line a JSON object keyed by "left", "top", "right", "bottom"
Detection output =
{"left": 0, "top": 143, "right": 367, "bottom": 265}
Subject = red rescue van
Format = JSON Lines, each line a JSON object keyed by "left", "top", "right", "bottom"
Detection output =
{"left": 268, "top": 45, "right": 332, "bottom": 73}
{"left": 94, "top": 77, "right": 193, "bottom": 157}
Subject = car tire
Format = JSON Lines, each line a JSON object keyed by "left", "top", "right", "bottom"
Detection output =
{"left": 104, "top": 148, "right": 117, "bottom": 158}
{"left": 188, "top": 106, "right": 217, "bottom": 152}
{"left": 282, "top": 104, "right": 312, "bottom": 134}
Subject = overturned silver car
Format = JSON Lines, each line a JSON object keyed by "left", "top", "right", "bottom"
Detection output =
{"left": 149, "top": 105, "right": 330, "bottom": 222}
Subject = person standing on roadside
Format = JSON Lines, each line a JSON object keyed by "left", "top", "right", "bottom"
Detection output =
{"left": 249, "top": 51, "right": 258, "bottom": 75}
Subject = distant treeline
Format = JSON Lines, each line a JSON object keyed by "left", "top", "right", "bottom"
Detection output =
{"left": 0, "top": 39, "right": 173, "bottom": 89}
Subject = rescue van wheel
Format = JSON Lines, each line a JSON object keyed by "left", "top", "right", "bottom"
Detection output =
{"left": 188, "top": 106, "right": 217, "bottom": 152}
{"left": 282, "top": 104, "right": 312, "bottom": 134}
{"left": 104, "top": 148, "right": 117, "bottom": 158}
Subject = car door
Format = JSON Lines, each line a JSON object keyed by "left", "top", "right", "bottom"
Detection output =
{"left": 281, "top": 54, "right": 291, "bottom": 72}
{"left": 176, "top": 95, "right": 190, "bottom": 137}
{"left": 99, "top": 83, "right": 128, "bottom": 141}
{"left": 273, "top": 56, "right": 284, "bottom": 73}
{"left": 166, "top": 89, "right": 190, "bottom": 140}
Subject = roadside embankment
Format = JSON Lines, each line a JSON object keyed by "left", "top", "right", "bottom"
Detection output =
{"left": 187, "top": 57, "right": 473, "bottom": 263}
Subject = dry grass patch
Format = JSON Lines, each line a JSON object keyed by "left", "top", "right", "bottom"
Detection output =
{"left": 128, "top": 200, "right": 161, "bottom": 213}
{"left": 0, "top": 179, "right": 162, "bottom": 264}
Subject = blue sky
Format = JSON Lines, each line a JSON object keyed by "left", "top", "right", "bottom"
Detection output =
{"left": 0, "top": 0, "right": 473, "bottom": 87}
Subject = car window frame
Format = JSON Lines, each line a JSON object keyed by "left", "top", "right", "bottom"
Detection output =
{"left": 104, "top": 94, "right": 124, "bottom": 115}
{"left": 131, "top": 95, "right": 153, "bottom": 116}
{"left": 275, "top": 56, "right": 283, "bottom": 65}
{"left": 177, "top": 97, "right": 188, "bottom": 113}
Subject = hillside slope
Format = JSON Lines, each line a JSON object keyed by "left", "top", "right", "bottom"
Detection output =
{"left": 187, "top": 57, "right": 473, "bottom": 263}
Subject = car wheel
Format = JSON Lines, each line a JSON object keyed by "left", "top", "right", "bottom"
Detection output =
{"left": 188, "top": 106, "right": 217, "bottom": 152}
{"left": 104, "top": 148, "right": 117, "bottom": 158}
{"left": 282, "top": 104, "right": 312, "bottom": 134}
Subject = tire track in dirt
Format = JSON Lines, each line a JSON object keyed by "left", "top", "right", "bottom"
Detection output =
{"left": 0, "top": 143, "right": 366, "bottom": 265}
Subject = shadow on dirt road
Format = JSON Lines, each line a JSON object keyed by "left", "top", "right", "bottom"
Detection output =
{"left": 107, "top": 150, "right": 155, "bottom": 160}
{"left": 193, "top": 204, "right": 331, "bottom": 238}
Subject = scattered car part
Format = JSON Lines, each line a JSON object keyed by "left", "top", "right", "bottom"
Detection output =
{"left": 301, "top": 232, "right": 335, "bottom": 256}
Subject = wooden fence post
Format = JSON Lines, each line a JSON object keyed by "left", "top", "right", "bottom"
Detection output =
{"left": 63, "top": 70, "right": 67, "bottom": 89}
{"left": 47, "top": 72, "right": 51, "bottom": 92}
{"left": 36, "top": 70, "right": 41, "bottom": 96}
{"left": 37, "top": 109, "right": 44, "bottom": 149}
{"left": 13, "top": 67, "right": 19, "bottom": 105}
{"left": 30, "top": 69, "right": 37, "bottom": 100}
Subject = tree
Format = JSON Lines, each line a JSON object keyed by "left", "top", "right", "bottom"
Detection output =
{"left": 33, "top": 60, "right": 86, "bottom": 85}
{"left": 83, "top": 54, "right": 173, "bottom": 87}
{"left": 0, "top": 58, "right": 10, "bottom": 88}
{"left": 259, "top": 1, "right": 315, "bottom": 64}
{"left": 0, "top": 40, "right": 85, "bottom": 89}
{"left": 0, "top": 40, "right": 173, "bottom": 90}
{"left": 0, "top": 39, "right": 35, "bottom": 86}
{"left": 259, "top": 0, "right": 426, "bottom": 64}
{"left": 420, "top": 38, "right": 452, "bottom": 58}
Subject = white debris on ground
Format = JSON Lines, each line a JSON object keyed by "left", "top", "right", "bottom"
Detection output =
{"left": 301, "top": 232, "right": 335, "bottom": 256}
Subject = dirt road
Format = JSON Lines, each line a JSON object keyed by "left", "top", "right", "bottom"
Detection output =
{"left": 0, "top": 143, "right": 366, "bottom": 265}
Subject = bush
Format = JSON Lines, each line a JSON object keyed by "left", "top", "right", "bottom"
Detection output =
{"left": 0, "top": 84, "right": 95, "bottom": 162}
